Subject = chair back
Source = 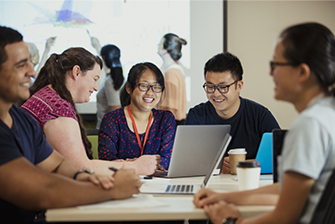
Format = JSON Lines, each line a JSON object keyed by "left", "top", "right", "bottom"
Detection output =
{"left": 310, "top": 169, "right": 335, "bottom": 223}
{"left": 86, "top": 129, "right": 99, "bottom": 160}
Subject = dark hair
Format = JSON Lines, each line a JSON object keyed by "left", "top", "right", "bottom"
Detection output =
{"left": 204, "top": 52, "right": 243, "bottom": 81}
{"left": 30, "top": 47, "right": 103, "bottom": 159}
{"left": 0, "top": 26, "right": 23, "bottom": 71}
{"left": 162, "top": 33, "right": 187, "bottom": 62}
{"left": 279, "top": 22, "right": 335, "bottom": 96}
{"left": 101, "top": 44, "right": 124, "bottom": 90}
{"left": 120, "top": 62, "right": 165, "bottom": 107}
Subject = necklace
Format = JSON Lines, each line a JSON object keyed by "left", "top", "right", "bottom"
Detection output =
{"left": 127, "top": 106, "right": 152, "bottom": 155}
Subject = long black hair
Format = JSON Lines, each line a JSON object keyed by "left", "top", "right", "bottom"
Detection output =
{"left": 101, "top": 44, "right": 124, "bottom": 90}
{"left": 280, "top": 22, "right": 335, "bottom": 96}
{"left": 30, "top": 47, "right": 103, "bottom": 159}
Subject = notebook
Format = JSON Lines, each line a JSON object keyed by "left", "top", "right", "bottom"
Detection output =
{"left": 154, "top": 125, "right": 231, "bottom": 178}
{"left": 140, "top": 133, "right": 232, "bottom": 194}
{"left": 255, "top": 132, "right": 273, "bottom": 175}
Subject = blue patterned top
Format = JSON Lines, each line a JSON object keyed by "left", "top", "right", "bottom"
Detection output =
{"left": 98, "top": 108, "right": 176, "bottom": 169}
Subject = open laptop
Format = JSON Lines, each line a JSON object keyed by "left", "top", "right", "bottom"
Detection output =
{"left": 255, "top": 132, "right": 273, "bottom": 175}
{"left": 154, "top": 125, "right": 231, "bottom": 178}
{"left": 140, "top": 133, "right": 232, "bottom": 194}
{"left": 272, "top": 129, "right": 288, "bottom": 183}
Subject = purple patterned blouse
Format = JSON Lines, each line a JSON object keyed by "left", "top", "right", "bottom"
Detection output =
{"left": 98, "top": 107, "right": 176, "bottom": 169}
{"left": 21, "top": 86, "right": 77, "bottom": 128}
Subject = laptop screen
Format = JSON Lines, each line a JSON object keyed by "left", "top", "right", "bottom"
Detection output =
{"left": 272, "top": 129, "right": 288, "bottom": 183}
{"left": 202, "top": 133, "right": 232, "bottom": 187}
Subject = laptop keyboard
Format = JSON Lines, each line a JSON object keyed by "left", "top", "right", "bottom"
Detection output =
{"left": 165, "top": 184, "right": 193, "bottom": 193}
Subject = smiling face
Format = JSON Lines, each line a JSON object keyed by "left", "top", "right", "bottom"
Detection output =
{"left": 129, "top": 69, "right": 162, "bottom": 113}
{"left": 270, "top": 39, "right": 301, "bottom": 104}
{"left": 0, "top": 41, "right": 36, "bottom": 104}
{"left": 205, "top": 71, "right": 243, "bottom": 119}
{"left": 73, "top": 63, "right": 101, "bottom": 103}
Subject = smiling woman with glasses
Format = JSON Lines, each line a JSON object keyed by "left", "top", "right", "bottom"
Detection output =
{"left": 98, "top": 62, "right": 176, "bottom": 173}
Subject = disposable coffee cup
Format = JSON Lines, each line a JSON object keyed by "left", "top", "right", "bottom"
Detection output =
{"left": 236, "top": 161, "right": 261, "bottom": 191}
{"left": 228, "top": 148, "right": 246, "bottom": 175}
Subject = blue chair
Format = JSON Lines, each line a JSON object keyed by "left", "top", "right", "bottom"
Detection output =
{"left": 86, "top": 129, "right": 99, "bottom": 160}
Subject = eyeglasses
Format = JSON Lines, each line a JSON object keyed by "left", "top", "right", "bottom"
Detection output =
{"left": 270, "top": 61, "right": 298, "bottom": 73}
{"left": 137, "top": 83, "right": 163, "bottom": 93}
{"left": 203, "top": 80, "right": 238, "bottom": 94}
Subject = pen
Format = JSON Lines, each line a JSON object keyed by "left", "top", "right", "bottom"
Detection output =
{"left": 109, "top": 167, "right": 118, "bottom": 172}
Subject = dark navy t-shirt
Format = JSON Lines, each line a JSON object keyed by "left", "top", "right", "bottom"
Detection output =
{"left": 185, "top": 97, "right": 280, "bottom": 159}
{"left": 0, "top": 105, "right": 53, "bottom": 223}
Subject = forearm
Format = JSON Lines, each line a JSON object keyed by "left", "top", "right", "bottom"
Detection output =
{"left": 0, "top": 159, "right": 116, "bottom": 210}
{"left": 237, "top": 211, "right": 283, "bottom": 224}
{"left": 57, "top": 153, "right": 125, "bottom": 176}
{"left": 90, "top": 159, "right": 124, "bottom": 176}
{"left": 30, "top": 173, "right": 117, "bottom": 209}
{"left": 224, "top": 183, "right": 279, "bottom": 205}
{"left": 54, "top": 158, "right": 78, "bottom": 178}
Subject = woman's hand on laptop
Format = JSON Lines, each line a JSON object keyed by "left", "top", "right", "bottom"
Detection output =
{"left": 193, "top": 188, "right": 225, "bottom": 208}
{"left": 126, "top": 155, "right": 159, "bottom": 175}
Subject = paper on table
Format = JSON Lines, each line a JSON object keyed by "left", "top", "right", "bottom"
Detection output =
{"left": 78, "top": 194, "right": 167, "bottom": 210}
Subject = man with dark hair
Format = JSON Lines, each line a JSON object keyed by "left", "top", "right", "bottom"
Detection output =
{"left": 186, "top": 52, "right": 280, "bottom": 173}
{"left": 0, "top": 25, "right": 141, "bottom": 224}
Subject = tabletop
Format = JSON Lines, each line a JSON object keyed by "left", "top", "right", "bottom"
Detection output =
{"left": 45, "top": 174, "right": 275, "bottom": 222}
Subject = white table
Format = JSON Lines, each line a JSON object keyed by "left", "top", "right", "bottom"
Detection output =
{"left": 45, "top": 174, "right": 275, "bottom": 222}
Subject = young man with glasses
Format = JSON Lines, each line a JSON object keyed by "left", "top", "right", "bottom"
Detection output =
{"left": 185, "top": 52, "right": 280, "bottom": 174}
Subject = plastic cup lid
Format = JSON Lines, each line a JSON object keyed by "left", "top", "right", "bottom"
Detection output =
{"left": 228, "top": 148, "right": 247, "bottom": 154}
{"left": 236, "top": 161, "right": 261, "bottom": 168}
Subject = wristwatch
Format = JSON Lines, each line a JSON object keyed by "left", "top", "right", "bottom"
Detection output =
{"left": 222, "top": 217, "right": 238, "bottom": 224}
{"left": 73, "top": 167, "right": 95, "bottom": 180}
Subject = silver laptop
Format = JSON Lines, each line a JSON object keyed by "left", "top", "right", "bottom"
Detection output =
{"left": 140, "top": 133, "right": 231, "bottom": 194}
{"left": 155, "top": 125, "right": 231, "bottom": 178}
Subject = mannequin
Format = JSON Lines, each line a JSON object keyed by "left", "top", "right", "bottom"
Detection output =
{"left": 157, "top": 33, "right": 187, "bottom": 125}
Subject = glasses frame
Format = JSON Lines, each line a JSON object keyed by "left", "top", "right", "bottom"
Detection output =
{"left": 202, "top": 80, "right": 238, "bottom": 94}
{"left": 270, "top": 61, "right": 298, "bottom": 73}
{"left": 137, "top": 83, "right": 163, "bottom": 93}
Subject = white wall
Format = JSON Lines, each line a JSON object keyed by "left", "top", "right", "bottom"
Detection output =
{"left": 186, "top": 0, "right": 224, "bottom": 110}
{"left": 77, "top": 0, "right": 224, "bottom": 115}
{"left": 225, "top": 1, "right": 335, "bottom": 129}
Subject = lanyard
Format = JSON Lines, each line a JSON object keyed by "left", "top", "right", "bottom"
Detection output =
{"left": 127, "top": 106, "right": 152, "bottom": 155}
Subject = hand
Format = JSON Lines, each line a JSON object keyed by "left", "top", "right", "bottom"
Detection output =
{"left": 157, "top": 163, "right": 166, "bottom": 172}
{"left": 193, "top": 188, "right": 225, "bottom": 208}
{"left": 90, "top": 37, "right": 101, "bottom": 50}
{"left": 45, "top": 37, "right": 56, "bottom": 49}
{"left": 110, "top": 169, "right": 142, "bottom": 199}
{"left": 204, "top": 201, "right": 240, "bottom": 224}
{"left": 75, "top": 173, "right": 114, "bottom": 190}
{"left": 133, "top": 155, "right": 159, "bottom": 175}
{"left": 221, "top": 156, "right": 231, "bottom": 174}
